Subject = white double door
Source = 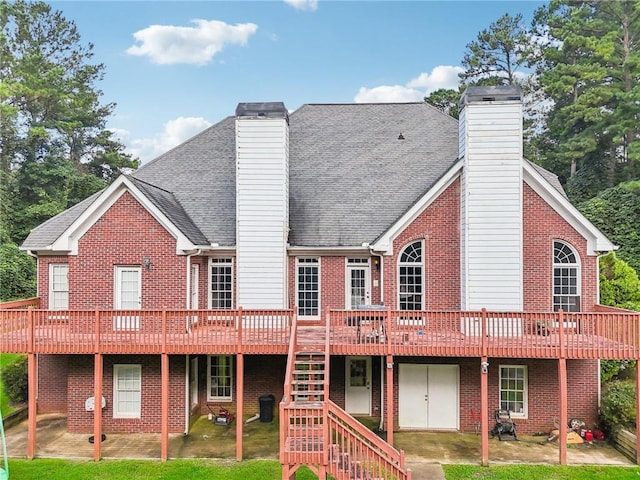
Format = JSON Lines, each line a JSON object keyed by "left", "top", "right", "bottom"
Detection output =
{"left": 399, "top": 364, "right": 459, "bottom": 430}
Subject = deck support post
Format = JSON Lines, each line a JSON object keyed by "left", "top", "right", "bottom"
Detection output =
{"left": 480, "top": 356, "right": 489, "bottom": 467}
{"left": 27, "top": 352, "right": 37, "bottom": 459}
{"left": 385, "top": 354, "right": 394, "bottom": 446}
{"left": 160, "top": 353, "right": 169, "bottom": 461}
{"left": 637, "top": 365, "right": 640, "bottom": 465}
{"left": 558, "top": 358, "right": 568, "bottom": 465}
{"left": 236, "top": 353, "right": 244, "bottom": 461}
{"left": 93, "top": 353, "right": 103, "bottom": 461}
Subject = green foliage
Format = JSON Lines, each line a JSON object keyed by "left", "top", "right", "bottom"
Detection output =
{"left": 532, "top": 1, "right": 640, "bottom": 195}
{"left": 599, "top": 380, "right": 636, "bottom": 434}
{"left": 424, "top": 88, "right": 461, "bottom": 119}
{"left": 0, "top": 0, "right": 138, "bottom": 242}
{"left": 460, "top": 13, "right": 532, "bottom": 87}
{"left": 0, "top": 355, "right": 28, "bottom": 403}
{"left": 599, "top": 252, "right": 640, "bottom": 308}
{"left": 579, "top": 181, "right": 640, "bottom": 273}
{"left": 0, "top": 241, "right": 36, "bottom": 301}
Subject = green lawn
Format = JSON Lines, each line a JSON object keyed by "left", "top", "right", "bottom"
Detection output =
{"left": 7, "top": 459, "right": 318, "bottom": 480}
{"left": 0, "top": 354, "right": 24, "bottom": 416}
{"left": 4, "top": 459, "right": 640, "bottom": 479}
{"left": 443, "top": 464, "right": 640, "bottom": 479}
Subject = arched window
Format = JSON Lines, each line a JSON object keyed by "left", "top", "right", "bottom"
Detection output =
{"left": 553, "top": 240, "right": 581, "bottom": 312}
{"left": 398, "top": 241, "right": 424, "bottom": 311}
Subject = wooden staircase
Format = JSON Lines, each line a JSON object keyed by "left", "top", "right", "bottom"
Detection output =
{"left": 280, "top": 318, "right": 411, "bottom": 480}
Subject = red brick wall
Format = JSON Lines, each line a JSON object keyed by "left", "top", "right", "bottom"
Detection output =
{"left": 66, "top": 191, "right": 186, "bottom": 310}
{"left": 66, "top": 355, "right": 186, "bottom": 434}
{"left": 386, "top": 178, "right": 461, "bottom": 310}
{"left": 523, "top": 184, "right": 599, "bottom": 311}
{"left": 393, "top": 357, "right": 598, "bottom": 435}
{"left": 37, "top": 354, "right": 69, "bottom": 413}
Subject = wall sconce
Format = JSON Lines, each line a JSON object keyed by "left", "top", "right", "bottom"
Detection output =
{"left": 143, "top": 256, "right": 152, "bottom": 271}
{"left": 373, "top": 257, "right": 380, "bottom": 271}
{"left": 481, "top": 361, "right": 489, "bottom": 374}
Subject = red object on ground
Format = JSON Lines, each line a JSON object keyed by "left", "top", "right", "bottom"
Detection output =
{"left": 593, "top": 429, "right": 605, "bottom": 440}
{"left": 584, "top": 430, "right": 594, "bottom": 441}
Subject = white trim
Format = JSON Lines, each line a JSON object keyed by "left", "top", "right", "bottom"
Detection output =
{"left": 498, "top": 364, "right": 528, "bottom": 419}
{"left": 523, "top": 163, "right": 616, "bottom": 255}
{"left": 48, "top": 263, "right": 69, "bottom": 310}
{"left": 113, "top": 364, "right": 142, "bottom": 419}
{"left": 114, "top": 266, "right": 142, "bottom": 310}
{"left": 208, "top": 257, "right": 234, "bottom": 309}
{"left": 296, "top": 257, "right": 321, "bottom": 320}
{"left": 207, "top": 355, "right": 233, "bottom": 402}
{"left": 48, "top": 176, "right": 197, "bottom": 255}
{"left": 190, "top": 357, "right": 199, "bottom": 409}
{"left": 397, "top": 240, "right": 425, "bottom": 311}
{"left": 345, "top": 258, "right": 371, "bottom": 309}
{"left": 371, "top": 160, "right": 463, "bottom": 255}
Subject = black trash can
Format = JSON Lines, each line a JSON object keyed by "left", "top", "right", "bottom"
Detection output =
{"left": 259, "top": 394, "right": 275, "bottom": 423}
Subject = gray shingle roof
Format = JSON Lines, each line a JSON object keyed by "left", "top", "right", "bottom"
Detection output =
{"left": 22, "top": 101, "right": 565, "bottom": 251}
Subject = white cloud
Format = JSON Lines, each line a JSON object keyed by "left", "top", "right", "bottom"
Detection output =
{"left": 115, "top": 117, "right": 213, "bottom": 163}
{"left": 284, "top": 0, "right": 318, "bottom": 11}
{"left": 355, "top": 65, "right": 464, "bottom": 103}
{"left": 126, "top": 19, "right": 258, "bottom": 65}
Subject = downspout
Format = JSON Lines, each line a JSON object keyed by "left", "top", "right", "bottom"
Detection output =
{"left": 379, "top": 356, "right": 385, "bottom": 431}
{"left": 184, "top": 249, "right": 201, "bottom": 434}
{"left": 27, "top": 251, "right": 39, "bottom": 403}
{"left": 185, "top": 355, "right": 190, "bottom": 434}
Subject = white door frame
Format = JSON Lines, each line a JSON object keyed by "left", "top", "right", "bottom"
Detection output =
{"left": 398, "top": 364, "right": 459, "bottom": 430}
{"left": 345, "top": 356, "right": 372, "bottom": 415}
{"left": 346, "top": 262, "right": 371, "bottom": 308}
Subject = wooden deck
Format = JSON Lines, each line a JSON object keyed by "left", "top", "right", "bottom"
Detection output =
{"left": 1, "top": 307, "right": 639, "bottom": 359}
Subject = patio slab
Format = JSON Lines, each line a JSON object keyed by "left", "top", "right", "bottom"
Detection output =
{"left": 3, "top": 414, "right": 633, "bottom": 471}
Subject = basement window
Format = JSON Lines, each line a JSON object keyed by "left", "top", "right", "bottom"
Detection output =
{"left": 208, "top": 355, "right": 233, "bottom": 402}
{"left": 499, "top": 365, "right": 528, "bottom": 418}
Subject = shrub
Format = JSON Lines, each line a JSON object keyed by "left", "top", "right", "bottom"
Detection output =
{"left": 1, "top": 355, "right": 28, "bottom": 404}
{"left": 599, "top": 380, "right": 636, "bottom": 435}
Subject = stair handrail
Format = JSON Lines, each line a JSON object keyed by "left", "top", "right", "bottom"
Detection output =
{"left": 326, "top": 399, "right": 411, "bottom": 479}
{"left": 282, "top": 313, "right": 298, "bottom": 403}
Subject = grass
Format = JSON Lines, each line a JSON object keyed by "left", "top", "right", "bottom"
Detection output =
{"left": 7, "top": 459, "right": 318, "bottom": 480}
{"left": 5, "top": 459, "right": 640, "bottom": 479}
{"left": 443, "top": 464, "right": 640, "bottom": 479}
{"left": 0, "top": 353, "right": 24, "bottom": 416}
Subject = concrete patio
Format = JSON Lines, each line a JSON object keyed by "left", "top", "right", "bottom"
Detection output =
{"left": 3, "top": 413, "right": 634, "bottom": 479}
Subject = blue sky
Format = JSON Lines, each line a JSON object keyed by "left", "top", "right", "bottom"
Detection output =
{"left": 49, "top": 1, "right": 543, "bottom": 162}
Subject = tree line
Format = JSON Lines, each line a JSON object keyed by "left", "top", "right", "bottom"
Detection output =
{"left": 0, "top": 0, "right": 638, "bottom": 308}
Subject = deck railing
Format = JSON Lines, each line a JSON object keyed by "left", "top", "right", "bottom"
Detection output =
{"left": 0, "top": 308, "right": 293, "bottom": 355}
{"left": 2, "top": 307, "right": 640, "bottom": 359}
{"left": 329, "top": 308, "right": 640, "bottom": 360}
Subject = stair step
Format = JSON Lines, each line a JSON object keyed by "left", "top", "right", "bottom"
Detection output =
{"left": 291, "top": 400, "right": 323, "bottom": 408}
{"left": 294, "top": 359, "right": 325, "bottom": 365}
{"left": 292, "top": 379, "right": 325, "bottom": 385}
{"left": 295, "top": 351, "right": 325, "bottom": 356}
{"left": 293, "top": 369, "right": 325, "bottom": 375}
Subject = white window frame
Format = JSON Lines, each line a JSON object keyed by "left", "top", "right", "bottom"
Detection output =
{"left": 49, "top": 264, "right": 69, "bottom": 310}
{"left": 552, "top": 240, "right": 581, "bottom": 312}
{"left": 345, "top": 258, "right": 371, "bottom": 309}
{"left": 207, "top": 355, "right": 233, "bottom": 402}
{"left": 113, "top": 364, "right": 142, "bottom": 419}
{"left": 397, "top": 240, "right": 424, "bottom": 311}
{"left": 209, "top": 258, "right": 234, "bottom": 309}
{"left": 499, "top": 365, "right": 528, "bottom": 419}
{"left": 296, "top": 257, "right": 320, "bottom": 319}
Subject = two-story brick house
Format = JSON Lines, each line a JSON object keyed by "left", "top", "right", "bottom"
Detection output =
{"left": 5, "top": 86, "right": 639, "bottom": 478}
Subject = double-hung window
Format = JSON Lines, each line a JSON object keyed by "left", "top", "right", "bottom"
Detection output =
{"left": 113, "top": 364, "right": 142, "bottom": 418}
{"left": 49, "top": 264, "right": 69, "bottom": 310}
{"left": 297, "top": 258, "right": 319, "bottom": 318}
{"left": 210, "top": 258, "right": 233, "bottom": 309}
{"left": 208, "top": 355, "right": 232, "bottom": 401}
{"left": 499, "top": 365, "right": 527, "bottom": 418}
{"left": 553, "top": 241, "right": 581, "bottom": 312}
